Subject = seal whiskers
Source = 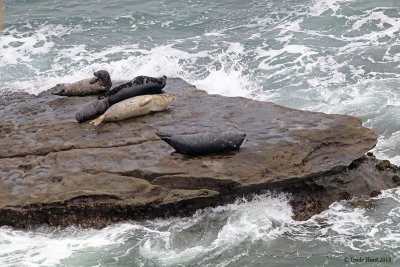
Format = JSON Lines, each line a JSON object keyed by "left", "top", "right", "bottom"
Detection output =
{"left": 90, "top": 94, "right": 176, "bottom": 126}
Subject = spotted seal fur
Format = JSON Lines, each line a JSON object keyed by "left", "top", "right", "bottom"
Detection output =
{"left": 100, "top": 75, "right": 167, "bottom": 105}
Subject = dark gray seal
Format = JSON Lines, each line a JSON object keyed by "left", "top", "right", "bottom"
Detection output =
{"left": 101, "top": 75, "right": 167, "bottom": 105}
{"left": 51, "top": 70, "right": 112, "bottom": 96}
{"left": 75, "top": 98, "right": 109, "bottom": 123}
{"left": 156, "top": 131, "right": 246, "bottom": 156}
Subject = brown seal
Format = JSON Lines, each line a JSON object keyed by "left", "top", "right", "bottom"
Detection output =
{"left": 50, "top": 70, "right": 112, "bottom": 96}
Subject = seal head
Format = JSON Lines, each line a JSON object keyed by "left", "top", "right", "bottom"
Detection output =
{"left": 92, "top": 70, "right": 112, "bottom": 89}
{"left": 50, "top": 84, "right": 68, "bottom": 95}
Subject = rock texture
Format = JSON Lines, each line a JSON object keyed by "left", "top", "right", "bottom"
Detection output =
{"left": 0, "top": 78, "right": 398, "bottom": 228}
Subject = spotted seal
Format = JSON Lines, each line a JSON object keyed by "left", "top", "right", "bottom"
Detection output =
{"left": 90, "top": 94, "right": 176, "bottom": 126}
{"left": 156, "top": 131, "right": 246, "bottom": 156}
{"left": 74, "top": 75, "right": 167, "bottom": 123}
{"left": 101, "top": 75, "right": 167, "bottom": 105}
{"left": 51, "top": 70, "right": 112, "bottom": 96}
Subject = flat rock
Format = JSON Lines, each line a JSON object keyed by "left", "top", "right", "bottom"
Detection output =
{"left": 0, "top": 78, "right": 397, "bottom": 228}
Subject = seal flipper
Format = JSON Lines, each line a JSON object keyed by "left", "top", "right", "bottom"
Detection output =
{"left": 89, "top": 77, "right": 99, "bottom": 84}
{"left": 139, "top": 98, "right": 152, "bottom": 107}
{"left": 90, "top": 114, "right": 106, "bottom": 126}
{"left": 156, "top": 132, "right": 176, "bottom": 149}
{"left": 156, "top": 132, "right": 172, "bottom": 139}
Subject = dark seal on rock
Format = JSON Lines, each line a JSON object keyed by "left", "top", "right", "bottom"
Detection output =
{"left": 102, "top": 75, "right": 167, "bottom": 105}
{"left": 75, "top": 98, "right": 110, "bottom": 123}
{"left": 156, "top": 131, "right": 246, "bottom": 156}
{"left": 51, "top": 70, "right": 112, "bottom": 96}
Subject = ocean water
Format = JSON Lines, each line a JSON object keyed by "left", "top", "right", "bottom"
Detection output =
{"left": 1, "top": 0, "right": 400, "bottom": 266}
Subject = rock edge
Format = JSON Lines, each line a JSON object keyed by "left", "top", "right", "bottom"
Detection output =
{"left": 0, "top": 78, "right": 398, "bottom": 228}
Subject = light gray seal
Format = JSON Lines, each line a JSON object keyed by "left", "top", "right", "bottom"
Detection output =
{"left": 51, "top": 70, "right": 112, "bottom": 96}
{"left": 90, "top": 94, "right": 176, "bottom": 126}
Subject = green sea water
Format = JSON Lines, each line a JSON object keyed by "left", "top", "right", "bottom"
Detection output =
{"left": 1, "top": 0, "right": 400, "bottom": 266}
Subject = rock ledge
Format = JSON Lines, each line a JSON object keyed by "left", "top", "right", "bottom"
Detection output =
{"left": 0, "top": 78, "right": 398, "bottom": 228}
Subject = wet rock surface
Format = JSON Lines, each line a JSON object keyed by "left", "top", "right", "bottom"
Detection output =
{"left": 0, "top": 78, "right": 397, "bottom": 228}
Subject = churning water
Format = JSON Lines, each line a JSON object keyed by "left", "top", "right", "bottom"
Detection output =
{"left": 1, "top": 0, "right": 400, "bottom": 266}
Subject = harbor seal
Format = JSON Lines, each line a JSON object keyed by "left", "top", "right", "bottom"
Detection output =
{"left": 101, "top": 75, "right": 167, "bottom": 105}
{"left": 90, "top": 94, "right": 176, "bottom": 126}
{"left": 51, "top": 70, "right": 112, "bottom": 96}
{"left": 76, "top": 75, "right": 166, "bottom": 122}
{"left": 156, "top": 131, "right": 246, "bottom": 156}
{"left": 75, "top": 98, "right": 109, "bottom": 123}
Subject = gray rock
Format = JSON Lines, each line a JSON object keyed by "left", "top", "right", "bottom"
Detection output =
{"left": 0, "top": 78, "right": 397, "bottom": 229}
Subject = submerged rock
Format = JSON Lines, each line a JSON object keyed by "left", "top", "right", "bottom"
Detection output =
{"left": 0, "top": 78, "right": 397, "bottom": 229}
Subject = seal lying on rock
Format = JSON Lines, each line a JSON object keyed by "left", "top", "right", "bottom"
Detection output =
{"left": 74, "top": 75, "right": 167, "bottom": 123}
{"left": 51, "top": 70, "right": 112, "bottom": 96}
{"left": 101, "top": 75, "right": 167, "bottom": 105}
{"left": 75, "top": 98, "right": 109, "bottom": 123}
{"left": 90, "top": 94, "right": 176, "bottom": 126}
{"left": 156, "top": 131, "right": 246, "bottom": 156}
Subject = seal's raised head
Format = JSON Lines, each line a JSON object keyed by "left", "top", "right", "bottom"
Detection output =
{"left": 93, "top": 70, "right": 112, "bottom": 89}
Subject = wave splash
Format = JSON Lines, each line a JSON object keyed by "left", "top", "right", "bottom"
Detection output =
{"left": 0, "top": 193, "right": 292, "bottom": 266}
{"left": 2, "top": 188, "right": 400, "bottom": 266}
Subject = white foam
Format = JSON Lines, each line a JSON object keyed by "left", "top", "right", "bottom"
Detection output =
{"left": 309, "top": 0, "right": 355, "bottom": 16}
{"left": 0, "top": 193, "right": 293, "bottom": 266}
{"left": 284, "top": 187, "right": 400, "bottom": 253}
{"left": 0, "top": 24, "right": 78, "bottom": 68}
{"left": 1, "top": 1, "right": 400, "bottom": 265}
{"left": 0, "top": 36, "right": 259, "bottom": 98}
{"left": 138, "top": 193, "right": 292, "bottom": 265}
{"left": 372, "top": 132, "right": 400, "bottom": 166}
{"left": 0, "top": 226, "right": 125, "bottom": 266}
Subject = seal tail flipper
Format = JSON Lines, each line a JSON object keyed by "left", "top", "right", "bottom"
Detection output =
{"left": 156, "top": 131, "right": 172, "bottom": 140}
{"left": 90, "top": 114, "right": 106, "bottom": 126}
{"left": 162, "top": 94, "right": 176, "bottom": 103}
